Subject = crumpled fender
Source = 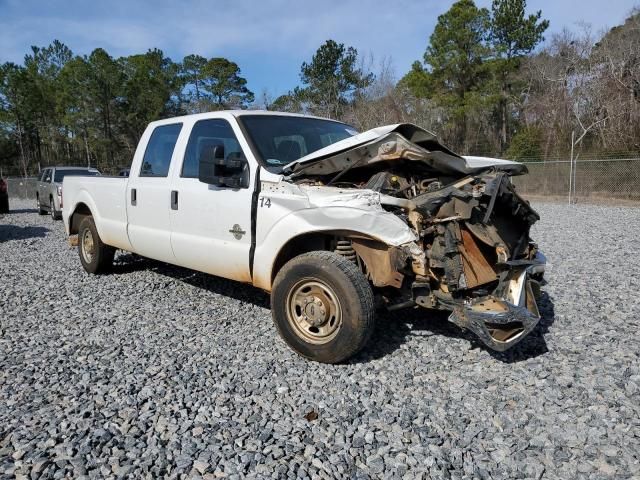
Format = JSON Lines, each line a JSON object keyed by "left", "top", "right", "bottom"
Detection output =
{"left": 251, "top": 186, "right": 417, "bottom": 291}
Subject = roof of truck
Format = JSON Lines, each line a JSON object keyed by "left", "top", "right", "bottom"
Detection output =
{"left": 148, "top": 110, "right": 344, "bottom": 126}
{"left": 46, "top": 166, "right": 99, "bottom": 170}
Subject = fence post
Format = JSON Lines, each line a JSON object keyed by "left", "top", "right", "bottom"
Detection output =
{"left": 569, "top": 131, "right": 574, "bottom": 204}
{"left": 572, "top": 154, "right": 578, "bottom": 204}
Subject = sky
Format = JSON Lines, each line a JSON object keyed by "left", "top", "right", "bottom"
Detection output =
{"left": 0, "top": 0, "right": 637, "bottom": 98}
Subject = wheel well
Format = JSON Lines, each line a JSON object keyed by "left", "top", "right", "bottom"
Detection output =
{"left": 69, "top": 203, "right": 93, "bottom": 234}
{"left": 269, "top": 230, "right": 384, "bottom": 284}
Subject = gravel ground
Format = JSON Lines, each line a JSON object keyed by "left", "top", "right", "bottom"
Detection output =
{"left": 1, "top": 199, "right": 639, "bottom": 480}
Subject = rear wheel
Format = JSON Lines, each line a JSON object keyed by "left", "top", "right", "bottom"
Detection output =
{"left": 49, "top": 198, "right": 59, "bottom": 220}
{"left": 78, "top": 216, "right": 115, "bottom": 274}
{"left": 271, "top": 251, "right": 375, "bottom": 363}
{"left": 37, "top": 195, "right": 46, "bottom": 215}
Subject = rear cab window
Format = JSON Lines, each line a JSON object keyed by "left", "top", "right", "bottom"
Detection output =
{"left": 54, "top": 169, "right": 99, "bottom": 183}
{"left": 140, "top": 123, "right": 183, "bottom": 177}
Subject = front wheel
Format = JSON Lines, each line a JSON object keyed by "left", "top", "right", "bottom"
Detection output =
{"left": 271, "top": 251, "right": 375, "bottom": 363}
{"left": 78, "top": 216, "right": 115, "bottom": 274}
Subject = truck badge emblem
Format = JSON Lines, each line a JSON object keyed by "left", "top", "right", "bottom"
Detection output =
{"left": 229, "top": 224, "right": 246, "bottom": 240}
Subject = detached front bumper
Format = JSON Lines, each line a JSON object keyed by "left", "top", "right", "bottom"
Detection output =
{"left": 448, "top": 252, "right": 546, "bottom": 351}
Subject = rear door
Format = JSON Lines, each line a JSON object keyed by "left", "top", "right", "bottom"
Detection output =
{"left": 125, "top": 123, "right": 184, "bottom": 263}
{"left": 169, "top": 117, "right": 254, "bottom": 282}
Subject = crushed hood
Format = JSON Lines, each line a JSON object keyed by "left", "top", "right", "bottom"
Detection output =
{"left": 283, "top": 123, "right": 527, "bottom": 177}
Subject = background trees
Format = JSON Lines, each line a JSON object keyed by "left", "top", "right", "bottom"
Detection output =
{"left": 0, "top": 44, "right": 254, "bottom": 174}
{"left": 1, "top": 1, "right": 639, "bottom": 176}
{"left": 271, "top": 40, "right": 374, "bottom": 118}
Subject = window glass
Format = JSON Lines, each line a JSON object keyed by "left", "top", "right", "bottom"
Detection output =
{"left": 44, "top": 170, "right": 52, "bottom": 182}
{"left": 274, "top": 135, "right": 307, "bottom": 158}
{"left": 54, "top": 169, "right": 100, "bottom": 183}
{"left": 40, "top": 170, "right": 49, "bottom": 181}
{"left": 239, "top": 115, "right": 357, "bottom": 172}
{"left": 182, "top": 119, "right": 244, "bottom": 178}
{"left": 140, "top": 123, "right": 183, "bottom": 177}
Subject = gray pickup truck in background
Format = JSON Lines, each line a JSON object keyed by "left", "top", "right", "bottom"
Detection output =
{"left": 36, "top": 166, "right": 100, "bottom": 219}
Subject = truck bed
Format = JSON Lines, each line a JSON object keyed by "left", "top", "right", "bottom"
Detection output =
{"left": 62, "top": 176, "right": 131, "bottom": 251}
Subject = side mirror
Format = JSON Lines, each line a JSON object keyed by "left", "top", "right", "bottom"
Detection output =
{"left": 198, "top": 145, "right": 249, "bottom": 189}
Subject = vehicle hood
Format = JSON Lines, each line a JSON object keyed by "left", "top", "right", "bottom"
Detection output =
{"left": 282, "top": 123, "right": 526, "bottom": 177}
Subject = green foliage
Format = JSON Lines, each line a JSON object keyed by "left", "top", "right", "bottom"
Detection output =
{"left": 298, "top": 40, "right": 373, "bottom": 117}
{"left": 120, "top": 49, "right": 182, "bottom": 140}
{"left": 182, "top": 54, "right": 207, "bottom": 103}
{"left": 425, "top": 0, "right": 491, "bottom": 98}
{"left": 200, "top": 58, "right": 254, "bottom": 108}
{"left": 398, "top": 61, "right": 433, "bottom": 98}
{"left": 1, "top": 7, "right": 636, "bottom": 177}
{"left": 490, "top": 0, "right": 548, "bottom": 152}
{"left": 401, "top": 0, "right": 548, "bottom": 152}
{"left": 0, "top": 40, "right": 253, "bottom": 173}
{"left": 417, "top": 0, "right": 492, "bottom": 149}
{"left": 505, "top": 127, "right": 543, "bottom": 159}
{"left": 270, "top": 88, "right": 304, "bottom": 112}
{"left": 491, "top": 0, "right": 549, "bottom": 59}
{"left": 180, "top": 56, "right": 253, "bottom": 111}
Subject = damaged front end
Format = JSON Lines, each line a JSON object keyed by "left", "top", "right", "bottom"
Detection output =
{"left": 287, "top": 123, "right": 546, "bottom": 351}
{"left": 405, "top": 171, "right": 546, "bottom": 351}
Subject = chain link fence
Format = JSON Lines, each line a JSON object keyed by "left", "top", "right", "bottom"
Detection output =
{"left": 6, "top": 177, "right": 38, "bottom": 200}
{"left": 513, "top": 158, "right": 640, "bottom": 204}
{"left": 3, "top": 158, "right": 640, "bottom": 205}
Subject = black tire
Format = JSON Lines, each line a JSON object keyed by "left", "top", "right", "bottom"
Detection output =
{"left": 78, "top": 216, "right": 115, "bottom": 274}
{"left": 49, "top": 198, "right": 59, "bottom": 220}
{"left": 37, "top": 195, "right": 46, "bottom": 215}
{"left": 271, "top": 251, "right": 375, "bottom": 364}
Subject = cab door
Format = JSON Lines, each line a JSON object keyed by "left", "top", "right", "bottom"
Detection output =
{"left": 38, "top": 169, "right": 51, "bottom": 205}
{"left": 125, "top": 122, "right": 184, "bottom": 263}
{"left": 37, "top": 168, "right": 51, "bottom": 199}
{"left": 169, "top": 117, "right": 254, "bottom": 283}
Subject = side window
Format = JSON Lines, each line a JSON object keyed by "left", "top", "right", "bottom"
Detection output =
{"left": 140, "top": 123, "right": 183, "bottom": 177}
{"left": 182, "top": 119, "right": 244, "bottom": 178}
{"left": 44, "top": 169, "right": 52, "bottom": 182}
{"left": 40, "top": 170, "right": 47, "bottom": 181}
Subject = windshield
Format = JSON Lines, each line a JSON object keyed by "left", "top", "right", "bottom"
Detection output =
{"left": 239, "top": 115, "right": 357, "bottom": 172}
{"left": 54, "top": 169, "right": 100, "bottom": 183}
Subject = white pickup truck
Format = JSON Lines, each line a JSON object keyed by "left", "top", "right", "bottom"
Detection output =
{"left": 63, "top": 111, "right": 545, "bottom": 363}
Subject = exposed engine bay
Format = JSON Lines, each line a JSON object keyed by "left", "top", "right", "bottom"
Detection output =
{"left": 284, "top": 124, "right": 546, "bottom": 351}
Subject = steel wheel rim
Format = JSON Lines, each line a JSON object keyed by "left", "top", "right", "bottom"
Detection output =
{"left": 81, "top": 228, "right": 95, "bottom": 264}
{"left": 286, "top": 278, "right": 342, "bottom": 344}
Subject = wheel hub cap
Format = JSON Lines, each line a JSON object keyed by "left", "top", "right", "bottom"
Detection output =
{"left": 286, "top": 280, "right": 342, "bottom": 344}
{"left": 81, "top": 229, "right": 95, "bottom": 264}
{"left": 304, "top": 296, "right": 328, "bottom": 326}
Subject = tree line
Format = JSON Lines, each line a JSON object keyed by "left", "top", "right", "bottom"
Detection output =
{"left": 0, "top": 45, "right": 253, "bottom": 176}
{"left": 1, "top": 0, "right": 639, "bottom": 176}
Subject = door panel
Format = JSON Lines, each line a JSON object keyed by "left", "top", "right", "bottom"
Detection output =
{"left": 170, "top": 179, "right": 253, "bottom": 281}
{"left": 126, "top": 123, "right": 183, "bottom": 263}
{"left": 170, "top": 118, "right": 253, "bottom": 282}
{"left": 39, "top": 169, "right": 51, "bottom": 203}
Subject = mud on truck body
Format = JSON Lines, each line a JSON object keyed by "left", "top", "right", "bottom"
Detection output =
{"left": 63, "top": 112, "right": 545, "bottom": 363}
